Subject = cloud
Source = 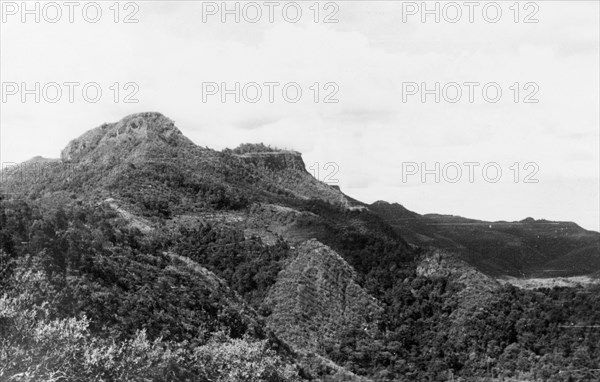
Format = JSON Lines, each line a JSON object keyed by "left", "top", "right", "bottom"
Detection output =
{"left": 234, "top": 116, "right": 280, "bottom": 131}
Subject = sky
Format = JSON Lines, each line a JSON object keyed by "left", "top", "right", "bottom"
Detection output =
{"left": 1, "top": 1, "right": 599, "bottom": 231}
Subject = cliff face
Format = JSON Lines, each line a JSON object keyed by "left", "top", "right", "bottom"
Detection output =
{"left": 266, "top": 240, "right": 382, "bottom": 353}
{"left": 231, "top": 150, "right": 355, "bottom": 208}
{"left": 235, "top": 151, "right": 307, "bottom": 172}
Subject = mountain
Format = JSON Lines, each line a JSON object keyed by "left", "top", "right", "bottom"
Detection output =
{"left": 2, "top": 112, "right": 600, "bottom": 381}
{"left": 3, "top": 112, "right": 360, "bottom": 212}
{"left": 370, "top": 201, "right": 600, "bottom": 278}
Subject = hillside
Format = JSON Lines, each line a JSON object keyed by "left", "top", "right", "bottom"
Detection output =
{"left": 2, "top": 112, "right": 600, "bottom": 381}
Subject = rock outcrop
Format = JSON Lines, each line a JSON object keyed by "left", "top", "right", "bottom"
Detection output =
{"left": 266, "top": 239, "right": 382, "bottom": 352}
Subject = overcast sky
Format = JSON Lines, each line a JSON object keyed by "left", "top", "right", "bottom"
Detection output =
{"left": 1, "top": 1, "right": 599, "bottom": 231}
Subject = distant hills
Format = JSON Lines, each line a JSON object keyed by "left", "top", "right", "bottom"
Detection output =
{"left": 369, "top": 201, "right": 600, "bottom": 278}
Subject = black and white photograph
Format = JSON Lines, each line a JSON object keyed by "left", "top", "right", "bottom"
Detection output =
{"left": 0, "top": 1, "right": 599, "bottom": 381}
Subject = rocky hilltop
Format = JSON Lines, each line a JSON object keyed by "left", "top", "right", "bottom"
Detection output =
{"left": 61, "top": 112, "right": 195, "bottom": 164}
